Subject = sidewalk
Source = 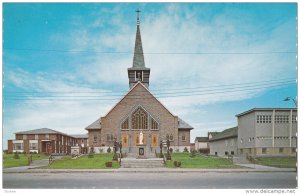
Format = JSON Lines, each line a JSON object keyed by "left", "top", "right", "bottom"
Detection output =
{"left": 3, "top": 165, "right": 296, "bottom": 174}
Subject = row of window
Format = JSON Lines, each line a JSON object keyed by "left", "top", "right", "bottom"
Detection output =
{"left": 256, "top": 115, "right": 298, "bottom": 124}
{"left": 23, "top": 134, "right": 49, "bottom": 140}
{"left": 13, "top": 143, "right": 38, "bottom": 150}
{"left": 242, "top": 136, "right": 297, "bottom": 143}
{"left": 93, "top": 133, "right": 186, "bottom": 142}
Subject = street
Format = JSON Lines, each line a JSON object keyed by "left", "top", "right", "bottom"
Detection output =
{"left": 3, "top": 172, "right": 297, "bottom": 189}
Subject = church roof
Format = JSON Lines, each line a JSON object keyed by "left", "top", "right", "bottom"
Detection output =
{"left": 178, "top": 118, "right": 193, "bottom": 129}
{"left": 132, "top": 10, "right": 145, "bottom": 68}
{"left": 15, "top": 128, "right": 68, "bottom": 136}
{"left": 85, "top": 118, "right": 101, "bottom": 130}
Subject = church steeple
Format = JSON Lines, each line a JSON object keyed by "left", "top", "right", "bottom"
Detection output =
{"left": 132, "top": 9, "right": 145, "bottom": 68}
{"left": 128, "top": 9, "right": 150, "bottom": 89}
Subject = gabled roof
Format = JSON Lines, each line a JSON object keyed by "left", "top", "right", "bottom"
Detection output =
{"left": 209, "top": 127, "right": 238, "bottom": 142}
{"left": 104, "top": 82, "right": 175, "bottom": 118}
{"left": 195, "top": 137, "right": 209, "bottom": 142}
{"left": 71, "top": 134, "right": 89, "bottom": 139}
{"left": 15, "top": 128, "right": 68, "bottom": 136}
{"left": 208, "top": 132, "right": 219, "bottom": 136}
{"left": 85, "top": 118, "right": 101, "bottom": 130}
{"left": 178, "top": 118, "right": 193, "bottom": 129}
{"left": 236, "top": 108, "right": 297, "bottom": 117}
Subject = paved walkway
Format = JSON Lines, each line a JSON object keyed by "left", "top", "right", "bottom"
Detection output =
{"left": 3, "top": 166, "right": 295, "bottom": 173}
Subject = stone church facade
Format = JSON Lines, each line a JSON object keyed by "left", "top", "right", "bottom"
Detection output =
{"left": 85, "top": 12, "right": 193, "bottom": 154}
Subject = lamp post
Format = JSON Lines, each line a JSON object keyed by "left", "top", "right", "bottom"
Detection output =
{"left": 284, "top": 97, "right": 297, "bottom": 107}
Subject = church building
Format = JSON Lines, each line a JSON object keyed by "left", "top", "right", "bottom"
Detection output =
{"left": 85, "top": 11, "right": 193, "bottom": 154}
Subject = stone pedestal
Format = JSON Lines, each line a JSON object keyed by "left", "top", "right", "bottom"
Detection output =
{"left": 137, "top": 144, "right": 147, "bottom": 159}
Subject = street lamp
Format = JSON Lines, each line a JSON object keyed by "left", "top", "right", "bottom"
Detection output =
{"left": 284, "top": 97, "right": 297, "bottom": 107}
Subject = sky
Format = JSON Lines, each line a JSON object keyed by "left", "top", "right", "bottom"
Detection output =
{"left": 2, "top": 3, "right": 297, "bottom": 149}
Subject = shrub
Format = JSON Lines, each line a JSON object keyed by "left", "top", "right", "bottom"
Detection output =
{"left": 105, "top": 161, "right": 112, "bottom": 168}
{"left": 33, "top": 151, "right": 38, "bottom": 154}
{"left": 113, "top": 153, "right": 118, "bottom": 161}
{"left": 190, "top": 149, "right": 196, "bottom": 157}
{"left": 107, "top": 147, "right": 111, "bottom": 153}
{"left": 165, "top": 153, "right": 172, "bottom": 160}
{"left": 88, "top": 153, "right": 94, "bottom": 158}
{"left": 13, "top": 152, "right": 20, "bottom": 159}
{"left": 183, "top": 147, "right": 189, "bottom": 153}
{"left": 159, "top": 153, "right": 164, "bottom": 158}
{"left": 169, "top": 148, "right": 173, "bottom": 153}
{"left": 173, "top": 161, "right": 181, "bottom": 167}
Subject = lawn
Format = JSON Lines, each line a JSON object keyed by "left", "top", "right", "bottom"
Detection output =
{"left": 3, "top": 153, "right": 49, "bottom": 168}
{"left": 166, "top": 152, "right": 240, "bottom": 168}
{"left": 47, "top": 153, "right": 120, "bottom": 169}
{"left": 254, "top": 157, "right": 297, "bottom": 168}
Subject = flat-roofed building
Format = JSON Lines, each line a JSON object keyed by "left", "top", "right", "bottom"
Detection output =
{"left": 236, "top": 108, "right": 297, "bottom": 157}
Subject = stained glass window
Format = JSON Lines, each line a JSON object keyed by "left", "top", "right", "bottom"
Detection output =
{"left": 132, "top": 107, "right": 148, "bottom": 129}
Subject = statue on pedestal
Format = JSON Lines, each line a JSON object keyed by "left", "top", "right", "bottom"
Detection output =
{"left": 139, "top": 131, "right": 144, "bottom": 145}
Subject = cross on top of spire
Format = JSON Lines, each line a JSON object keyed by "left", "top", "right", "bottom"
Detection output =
{"left": 136, "top": 9, "right": 141, "bottom": 25}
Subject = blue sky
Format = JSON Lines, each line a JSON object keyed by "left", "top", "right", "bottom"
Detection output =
{"left": 3, "top": 3, "right": 297, "bottom": 149}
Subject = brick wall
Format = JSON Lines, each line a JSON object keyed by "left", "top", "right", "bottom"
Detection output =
{"left": 100, "top": 83, "right": 183, "bottom": 148}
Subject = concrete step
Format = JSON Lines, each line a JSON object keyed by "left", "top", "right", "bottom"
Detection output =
{"left": 121, "top": 158, "right": 165, "bottom": 168}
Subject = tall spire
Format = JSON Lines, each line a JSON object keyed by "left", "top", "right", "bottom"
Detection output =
{"left": 132, "top": 9, "right": 145, "bottom": 68}
{"left": 128, "top": 9, "right": 150, "bottom": 89}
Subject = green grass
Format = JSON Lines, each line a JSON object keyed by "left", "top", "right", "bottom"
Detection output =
{"left": 3, "top": 153, "right": 49, "bottom": 168}
{"left": 166, "top": 153, "right": 240, "bottom": 168}
{"left": 254, "top": 157, "right": 296, "bottom": 168}
{"left": 47, "top": 153, "right": 119, "bottom": 169}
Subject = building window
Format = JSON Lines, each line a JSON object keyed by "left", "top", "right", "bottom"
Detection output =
{"left": 292, "top": 148, "right": 296, "bottom": 153}
{"left": 182, "top": 135, "right": 186, "bottom": 141}
{"left": 231, "top": 151, "right": 234, "bottom": 155}
{"left": 121, "top": 118, "right": 129, "bottom": 129}
{"left": 225, "top": 151, "right": 228, "bottom": 155}
{"left": 131, "top": 107, "right": 148, "bottom": 129}
{"left": 151, "top": 117, "right": 158, "bottom": 129}
{"left": 292, "top": 115, "right": 297, "bottom": 123}
{"left": 45, "top": 134, "right": 49, "bottom": 139}
{"left": 35, "top": 134, "right": 38, "bottom": 140}
{"left": 106, "top": 134, "right": 113, "bottom": 141}
{"left": 257, "top": 115, "right": 272, "bottom": 123}
{"left": 215, "top": 152, "right": 217, "bottom": 156}
{"left": 94, "top": 136, "right": 97, "bottom": 142}
{"left": 23, "top": 135, "right": 27, "bottom": 140}
{"left": 13, "top": 143, "right": 23, "bottom": 150}
{"left": 279, "top": 148, "right": 284, "bottom": 153}
{"left": 81, "top": 139, "right": 84, "bottom": 143}
{"left": 275, "top": 115, "right": 289, "bottom": 123}
{"left": 170, "top": 134, "right": 174, "bottom": 141}
{"left": 262, "top": 148, "right": 267, "bottom": 154}
{"left": 30, "top": 143, "right": 38, "bottom": 150}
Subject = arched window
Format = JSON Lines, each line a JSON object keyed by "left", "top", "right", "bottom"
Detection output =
{"left": 121, "top": 118, "right": 129, "bottom": 129}
{"left": 151, "top": 117, "right": 158, "bottom": 129}
{"left": 131, "top": 107, "right": 148, "bottom": 129}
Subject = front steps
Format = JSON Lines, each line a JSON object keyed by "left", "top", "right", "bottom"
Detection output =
{"left": 121, "top": 158, "right": 165, "bottom": 168}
